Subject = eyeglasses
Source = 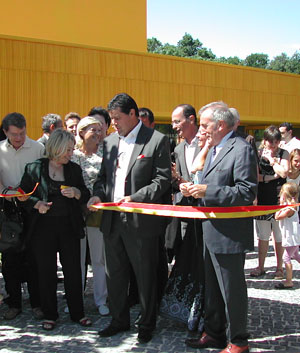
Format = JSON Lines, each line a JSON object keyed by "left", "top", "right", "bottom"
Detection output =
{"left": 86, "top": 127, "right": 102, "bottom": 134}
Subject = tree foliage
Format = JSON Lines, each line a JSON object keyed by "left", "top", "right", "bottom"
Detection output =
{"left": 244, "top": 53, "right": 269, "bottom": 69}
{"left": 147, "top": 33, "right": 300, "bottom": 75}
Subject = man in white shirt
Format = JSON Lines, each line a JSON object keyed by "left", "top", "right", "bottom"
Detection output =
{"left": 0, "top": 112, "right": 44, "bottom": 320}
{"left": 88, "top": 93, "right": 171, "bottom": 344}
{"left": 168, "top": 104, "right": 200, "bottom": 260}
{"left": 279, "top": 122, "right": 300, "bottom": 153}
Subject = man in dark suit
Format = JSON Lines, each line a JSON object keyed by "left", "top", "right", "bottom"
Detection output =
{"left": 87, "top": 93, "right": 171, "bottom": 344}
{"left": 167, "top": 104, "right": 200, "bottom": 258}
{"left": 183, "top": 102, "right": 257, "bottom": 353}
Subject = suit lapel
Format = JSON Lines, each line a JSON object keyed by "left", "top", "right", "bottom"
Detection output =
{"left": 126, "top": 124, "right": 151, "bottom": 177}
{"left": 203, "top": 134, "right": 236, "bottom": 178}
{"left": 107, "top": 133, "right": 120, "bottom": 173}
{"left": 177, "top": 143, "right": 189, "bottom": 179}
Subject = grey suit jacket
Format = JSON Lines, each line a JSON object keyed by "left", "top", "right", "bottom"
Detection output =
{"left": 201, "top": 132, "right": 258, "bottom": 254}
{"left": 93, "top": 124, "right": 172, "bottom": 238}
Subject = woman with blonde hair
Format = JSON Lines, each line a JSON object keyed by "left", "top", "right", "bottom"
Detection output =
{"left": 19, "top": 129, "right": 91, "bottom": 330}
{"left": 72, "top": 116, "right": 109, "bottom": 316}
{"left": 287, "top": 148, "right": 300, "bottom": 184}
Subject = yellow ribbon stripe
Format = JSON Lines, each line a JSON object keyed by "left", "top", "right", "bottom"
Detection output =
{"left": 0, "top": 183, "right": 39, "bottom": 198}
{"left": 90, "top": 202, "right": 295, "bottom": 219}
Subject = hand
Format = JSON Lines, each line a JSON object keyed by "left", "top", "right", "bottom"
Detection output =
{"left": 87, "top": 196, "right": 101, "bottom": 212}
{"left": 179, "top": 182, "right": 193, "bottom": 197}
{"left": 35, "top": 201, "right": 53, "bottom": 214}
{"left": 17, "top": 195, "right": 29, "bottom": 202}
{"left": 119, "top": 196, "right": 132, "bottom": 202}
{"left": 61, "top": 187, "right": 80, "bottom": 199}
{"left": 186, "top": 184, "right": 207, "bottom": 199}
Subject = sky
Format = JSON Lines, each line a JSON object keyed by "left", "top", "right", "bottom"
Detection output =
{"left": 147, "top": 0, "right": 300, "bottom": 60}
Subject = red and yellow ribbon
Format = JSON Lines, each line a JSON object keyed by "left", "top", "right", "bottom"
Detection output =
{"left": 0, "top": 183, "right": 39, "bottom": 198}
{"left": 90, "top": 202, "right": 294, "bottom": 219}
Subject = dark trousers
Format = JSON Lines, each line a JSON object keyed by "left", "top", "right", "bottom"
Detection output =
{"left": 31, "top": 216, "right": 84, "bottom": 321}
{"left": 104, "top": 212, "right": 159, "bottom": 331}
{"left": 128, "top": 231, "right": 168, "bottom": 308}
{"left": 2, "top": 249, "right": 40, "bottom": 309}
{"left": 204, "top": 246, "right": 249, "bottom": 346}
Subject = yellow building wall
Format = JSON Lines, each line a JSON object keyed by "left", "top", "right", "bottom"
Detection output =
{"left": 0, "top": 35, "right": 300, "bottom": 139}
{"left": 0, "top": 0, "right": 146, "bottom": 53}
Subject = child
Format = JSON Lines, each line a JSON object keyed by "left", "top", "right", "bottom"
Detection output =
{"left": 274, "top": 182, "right": 300, "bottom": 289}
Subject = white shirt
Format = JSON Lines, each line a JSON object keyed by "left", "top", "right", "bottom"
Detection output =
{"left": 281, "top": 137, "right": 300, "bottom": 153}
{"left": 0, "top": 136, "right": 45, "bottom": 188}
{"left": 184, "top": 136, "right": 198, "bottom": 176}
{"left": 113, "top": 121, "right": 142, "bottom": 202}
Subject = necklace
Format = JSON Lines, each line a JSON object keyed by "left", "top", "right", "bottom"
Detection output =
{"left": 49, "top": 161, "right": 63, "bottom": 180}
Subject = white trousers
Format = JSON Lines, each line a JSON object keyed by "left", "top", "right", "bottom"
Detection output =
{"left": 81, "top": 226, "right": 107, "bottom": 307}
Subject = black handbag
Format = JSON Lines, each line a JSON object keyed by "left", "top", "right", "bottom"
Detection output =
{"left": 0, "top": 198, "right": 24, "bottom": 253}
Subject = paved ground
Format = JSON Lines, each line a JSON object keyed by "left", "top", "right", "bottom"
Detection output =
{"left": 1, "top": 244, "right": 300, "bottom": 353}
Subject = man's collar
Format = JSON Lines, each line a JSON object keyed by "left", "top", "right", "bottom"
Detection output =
{"left": 215, "top": 130, "right": 234, "bottom": 148}
{"left": 184, "top": 135, "right": 198, "bottom": 147}
{"left": 119, "top": 120, "right": 142, "bottom": 141}
{"left": 6, "top": 136, "right": 30, "bottom": 150}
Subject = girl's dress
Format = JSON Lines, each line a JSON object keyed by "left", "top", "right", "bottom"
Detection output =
{"left": 279, "top": 206, "right": 300, "bottom": 248}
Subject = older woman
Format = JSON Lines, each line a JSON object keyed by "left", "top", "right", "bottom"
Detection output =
{"left": 250, "top": 125, "right": 289, "bottom": 278}
{"left": 19, "top": 129, "right": 91, "bottom": 330}
{"left": 71, "top": 116, "right": 109, "bottom": 316}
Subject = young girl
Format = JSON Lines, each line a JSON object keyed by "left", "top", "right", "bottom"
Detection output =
{"left": 275, "top": 182, "right": 300, "bottom": 289}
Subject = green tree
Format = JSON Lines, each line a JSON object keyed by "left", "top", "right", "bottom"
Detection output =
{"left": 160, "top": 43, "right": 180, "bottom": 56}
{"left": 177, "top": 33, "right": 202, "bottom": 57}
{"left": 147, "top": 37, "right": 163, "bottom": 53}
{"left": 244, "top": 53, "right": 269, "bottom": 69}
{"left": 286, "top": 51, "right": 300, "bottom": 74}
{"left": 268, "top": 53, "right": 289, "bottom": 72}
{"left": 195, "top": 48, "right": 216, "bottom": 61}
{"left": 217, "top": 56, "right": 244, "bottom": 66}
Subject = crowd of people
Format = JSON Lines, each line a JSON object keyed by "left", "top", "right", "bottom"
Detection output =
{"left": 1, "top": 93, "right": 300, "bottom": 353}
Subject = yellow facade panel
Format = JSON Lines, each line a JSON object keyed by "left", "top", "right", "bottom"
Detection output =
{"left": 1, "top": 36, "right": 300, "bottom": 139}
{"left": 0, "top": 0, "right": 146, "bottom": 53}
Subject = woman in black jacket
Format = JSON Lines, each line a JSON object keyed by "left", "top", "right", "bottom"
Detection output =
{"left": 20, "top": 129, "right": 91, "bottom": 330}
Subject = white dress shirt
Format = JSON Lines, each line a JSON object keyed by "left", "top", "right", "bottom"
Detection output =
{"left": 184, "top": 136, "right": 198, "bottom": 176}
{"left": 113, "top": 121, "right": 142, "bottom": 202}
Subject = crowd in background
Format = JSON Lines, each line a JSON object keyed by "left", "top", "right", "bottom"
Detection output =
{"left": 0, "top": 94, "right": 300, "bottom": 353}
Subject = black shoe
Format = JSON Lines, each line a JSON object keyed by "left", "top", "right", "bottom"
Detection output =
{"left": 137, "top": 328, "right": 153, "bottom": 344}
{"left": 98, "top": 324, "right": 130, "bottom": 337}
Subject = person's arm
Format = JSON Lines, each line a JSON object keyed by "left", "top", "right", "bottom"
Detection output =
{"left": 275, "top": 206, "right": 295, "bottom": 220}
{"left": 261, "top": 148, "right": 289, "bottom": 179}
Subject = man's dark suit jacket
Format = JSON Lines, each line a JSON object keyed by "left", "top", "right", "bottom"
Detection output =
{"left": 201, "top": 132, "right": 258, "bottom": 254}
{"left": 93, "top": 124, "right": 172, "bottom": 238}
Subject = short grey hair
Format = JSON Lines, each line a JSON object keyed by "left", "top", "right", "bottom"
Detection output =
{"left": 229, "top": 107, "right": 240, "bottom": 125}
{"left": 198, "top": 101, "right": 228, "bottom": 115}
{"left": 45, "top": 128, "right": 75, "bottom": 161}
{"left": 42, "top": 113, "right": 62, "bottom": 133}
{"left": 212, "top": 107, "right": 235, "bottom": 129}
{"left": 199, "top": 101, "right": 234, "bottom": 129}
